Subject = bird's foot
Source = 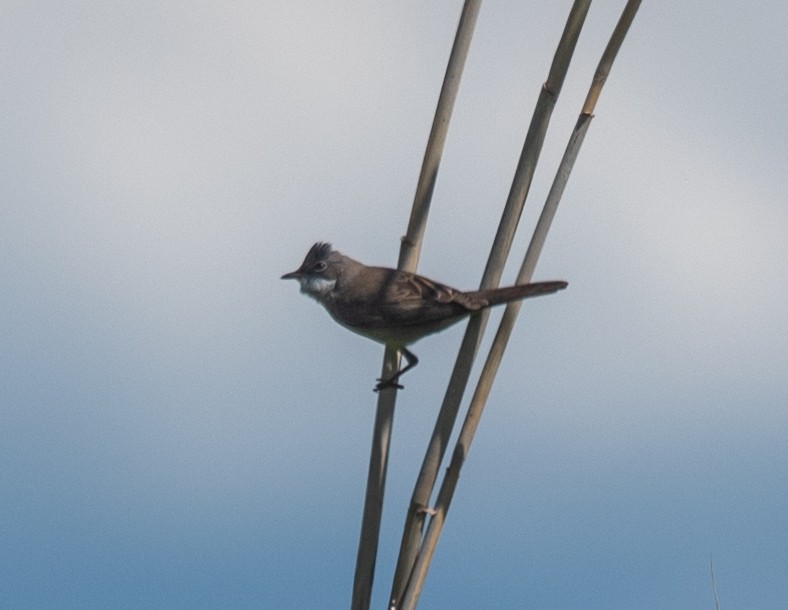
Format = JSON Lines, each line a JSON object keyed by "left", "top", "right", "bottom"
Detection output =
{"left": 374, "top": 377, "right": 404, "bottom": 392}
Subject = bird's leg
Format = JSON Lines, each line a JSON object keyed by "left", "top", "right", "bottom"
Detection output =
{"left": 374, "top": 348, "right": 419, "bottom": 392}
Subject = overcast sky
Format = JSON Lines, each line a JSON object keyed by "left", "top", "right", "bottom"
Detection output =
{"left": 2, "top": 2, "right": 787, "bottom": 608}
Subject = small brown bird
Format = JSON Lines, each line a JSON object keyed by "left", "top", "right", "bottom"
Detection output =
{"left": 282, "top": 242, "right": 567, "bottom": 391}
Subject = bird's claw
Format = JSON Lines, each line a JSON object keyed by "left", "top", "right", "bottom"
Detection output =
{"left": 374, "top": 377, "right": 404, "bottom": 392}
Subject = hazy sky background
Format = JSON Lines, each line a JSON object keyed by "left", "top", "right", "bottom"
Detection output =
{"left": 2, "top": 2, "right": 787, "bottom": 608}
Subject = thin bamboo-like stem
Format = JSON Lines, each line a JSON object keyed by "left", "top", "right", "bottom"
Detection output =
{"left": 398, "top": 0, "right": 482, "bottom": 273}
{"left": 350, "top": 3, "right": 481, "bottom": 609}
{"left": 389, "top": 1, "right": 591, "bottom": 606}
{"left": 397, "top": 2, "right": 642, "bottom": 608}
{"left": 526, "top": 0, "right": 642, "bottom": 281}
{"left": 582, "top": 0, "right": 641, "bottom": 116}
{"left": 351, "top": 348, "right": 398, "bottom": 610}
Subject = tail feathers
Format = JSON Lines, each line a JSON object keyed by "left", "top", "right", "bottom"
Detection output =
{"left": 466, "top": 280, "right": 568, "bottom": 308}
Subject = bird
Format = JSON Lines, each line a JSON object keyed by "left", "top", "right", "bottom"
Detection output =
{"left": 282, "top": 242, "right": 567, "bottom": 391}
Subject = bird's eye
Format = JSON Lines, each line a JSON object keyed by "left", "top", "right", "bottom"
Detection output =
{"left": 313, "top": 261, "right": 327, "bottom": 273}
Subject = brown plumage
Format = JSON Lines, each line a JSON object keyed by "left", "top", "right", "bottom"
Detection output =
{"left": 282, "top": 242, "right": 567, "bottom": 390}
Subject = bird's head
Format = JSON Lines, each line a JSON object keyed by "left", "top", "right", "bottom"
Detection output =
{"left": 281, "top": 242, "right": 342, "bottom": 301}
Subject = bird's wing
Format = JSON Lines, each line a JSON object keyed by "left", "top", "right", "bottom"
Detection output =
{"left": 329, "top": 267, "right": 481, "bottom": 335}
{"left": 385, "top": 270, "right": 486, "bottom": 313}
{"left": 389, "top": 271, "right": 452, "bottom": 302}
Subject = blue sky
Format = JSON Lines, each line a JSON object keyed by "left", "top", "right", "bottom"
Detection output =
{"left": 2, "top": 2, "right": 787, "bottom": 608}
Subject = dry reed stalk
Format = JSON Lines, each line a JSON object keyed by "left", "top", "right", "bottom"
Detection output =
{"left": 350, "top": 3, "right": 481, "bottom": 608}
{"left": 390, "top": 0, "right": 592, "bottom": 605}
{"left": 395, "top": 1, "right": 643, "bottom": 607}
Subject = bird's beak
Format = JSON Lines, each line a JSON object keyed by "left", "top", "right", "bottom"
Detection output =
{"left": 281, "top": 269, "right": 302, "bottom": 280}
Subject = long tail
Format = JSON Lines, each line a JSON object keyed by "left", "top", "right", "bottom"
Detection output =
{"left": 466, "top": 280, "right": 568, "bottom": 307}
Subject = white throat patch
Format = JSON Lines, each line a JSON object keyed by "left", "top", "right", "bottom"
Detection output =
{"left": 299, "top": 276, "right": 336, "bottom": 301}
